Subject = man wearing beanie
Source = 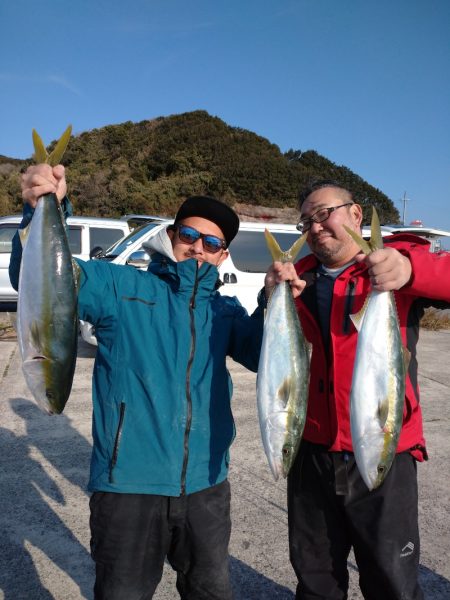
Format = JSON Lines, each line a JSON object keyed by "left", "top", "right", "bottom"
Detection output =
{"left": 12, "top": 164, "right": 304, "bottom": 600}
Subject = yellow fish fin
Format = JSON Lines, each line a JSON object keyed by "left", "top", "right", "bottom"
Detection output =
{"left": 377, "top": 396, "right": 390, "bottom": 429}
{"left": 370, "top": 206, "right": 384, "bottom": 251}
{"left": 32, "top": 129, "right": 48, "bottom": 163}
{"left": 30, "top": 321, "right": 43, "bottom": 353}
{"left": 343, "top": 206, "right": 384, "bottom": 254}
{"left": 18, "top": 225, "right": 30, "bottom": 248}
{"left": 47, "top": 125, "right": 72, "bottom": 166}
{"left": 32, "top": 125, "right": 72, "bottom": 166}
{"left": 349, "top": 293, "right": 371, "bottom": 332}
{"left": 277, "top": 377, "right": 292, "bottom": 408}
{"left": 343, "top": 226, "right": 372, "bottom": 255}
{"left": 264, "top": 229, "right": 308, "bottom": 263}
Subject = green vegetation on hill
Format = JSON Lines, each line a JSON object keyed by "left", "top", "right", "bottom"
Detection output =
{"left": 0, "top": 111, "right": 399, "bottom": 223}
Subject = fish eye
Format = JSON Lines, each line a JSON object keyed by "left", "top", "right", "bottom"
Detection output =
{"left": 282, "top": 447, "right": 291, "bottom": 457}
{"left": 46, "top": 389, "right": 54, "bottom": 399}
{"left": 377, "top": 465, "right": 385, "bottom": 474}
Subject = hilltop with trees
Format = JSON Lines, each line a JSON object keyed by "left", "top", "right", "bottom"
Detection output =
{"left": 0, "top": 110, "right": 399, "bottom": 224}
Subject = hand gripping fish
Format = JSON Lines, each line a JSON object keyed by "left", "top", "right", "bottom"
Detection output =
{"left": 17, "top": 126, "right": 78, "bottom": 414}
{"left": 344, "top": 208, "right": 408, "bottom": 490}
{"left": 256, "top": 230, "right": 310, "bottom": 480}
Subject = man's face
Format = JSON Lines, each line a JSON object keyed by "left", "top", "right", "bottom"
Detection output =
{"left": 167, "top": 216, "right": 229, "bottom": 267}
{"left": 300, "top": 187, "right": 363, "bottom": 267}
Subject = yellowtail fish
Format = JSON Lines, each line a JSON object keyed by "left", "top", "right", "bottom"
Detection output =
{"left": 344, "top": 207, "right": 407, "bottom": 490}
{"left": 17, "top": 126, "right": 78, "bottom": 414}
{"left": 256, "top": 230, "right": 310, "bottom": 480}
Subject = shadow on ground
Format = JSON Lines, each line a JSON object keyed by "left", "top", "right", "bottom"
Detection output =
{"left": 231, "top": 556, "right": 294, "bottom": 599}
{"left": 0, "top": 398, "right": 93, "bottom": 599}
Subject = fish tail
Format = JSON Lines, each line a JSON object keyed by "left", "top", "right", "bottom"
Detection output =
{"left": 47, "top": 125, "right": 72, "bottom": 166}
{"left": 343, "top": 206, "right": 384, "bottom": 255}
{"left": 32, "top": 125, "right": 72, "bottom": 166}
{"left": 32, "top": 129, "right": 48, "bottom": 163}
{"left": 264, "top": 229, "right": 308, "bottom": 263}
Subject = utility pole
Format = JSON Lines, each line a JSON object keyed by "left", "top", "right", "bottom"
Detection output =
{"left": 402, "top": 191, "right": 409, "bottom": 226}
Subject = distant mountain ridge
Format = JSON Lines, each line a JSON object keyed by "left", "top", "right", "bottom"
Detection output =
{"left": 0, "top": 110, "right": 399, "bottom": 224}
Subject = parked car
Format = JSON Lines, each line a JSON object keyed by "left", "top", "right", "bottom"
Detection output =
{"left": 99, "top": 221, "right": 397, "bottom": 313}
{"left": 80, "top": 219, "right": 310, "bottom": 345}
{"left": 86, "top": 219, "right": 401, "bottom": 329}
{"left": 119, "top": 214, "right": 169, "bottom": 230}
{"left": 92, "top": 219, "right": 311, "bottom": 314}
{"left": 0, "top": 214, "right": 131, "bottom": 304}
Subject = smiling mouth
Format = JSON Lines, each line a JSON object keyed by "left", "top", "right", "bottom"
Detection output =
{"left": 312, "top": 233, "right": 333, "bottom": 243}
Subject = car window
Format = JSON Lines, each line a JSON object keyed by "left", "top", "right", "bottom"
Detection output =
{"left": 90, "top": 227, "right": 127, "bottom": 251}
{"left": 105, "top": 222, "right": 162, "bottom": 256}
{"left": 67, "top": 226, "right": 82, "bottom": 255}
{"left": 0, "top": 224, "right": 18, "bottom": 254}
{"left": 228, "top": 230, "right": 310, "bottom": 272}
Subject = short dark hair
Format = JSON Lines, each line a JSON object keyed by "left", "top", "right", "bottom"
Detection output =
{"left": 298, "top": 179, "right": 354, "bottom": 209}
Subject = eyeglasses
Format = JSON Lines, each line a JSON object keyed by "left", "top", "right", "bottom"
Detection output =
{"left": 171, "top": 224, "right": 226, "bottom": 254}
{"left": 296, "top": 203, "right": 354, "bottom": 233}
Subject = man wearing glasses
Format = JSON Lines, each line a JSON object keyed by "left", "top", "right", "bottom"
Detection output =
{"left": 271, "top": 179, "right": 450, "bottom": 600}
{"left": 11, "top": 163, "right": 304, "bottom": 600}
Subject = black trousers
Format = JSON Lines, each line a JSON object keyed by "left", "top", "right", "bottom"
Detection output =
{"left": 90, "top": 480, "right": 233, "bottom": 600}
{"left": 287, "top": 442, "right": 424, "bottom": 600}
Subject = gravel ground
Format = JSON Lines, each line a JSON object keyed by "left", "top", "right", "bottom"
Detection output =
{"left": 0, "top": 328, "right": 449, "bottom": 600}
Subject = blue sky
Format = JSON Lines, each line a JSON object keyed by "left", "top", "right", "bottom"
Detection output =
{"left": 1, "top": 0, "right": 449, "bottom": 238}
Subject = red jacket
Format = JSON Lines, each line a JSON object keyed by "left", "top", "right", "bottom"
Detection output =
{"left": 294, "top": 234, "right": 450, "bottom": 461}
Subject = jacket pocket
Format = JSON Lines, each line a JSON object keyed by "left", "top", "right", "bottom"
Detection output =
{"left": 118, "top": 295, "right": 156, "bottom": 338}
{"left": 109, "top": 402, "right": 126, "bottom": 483}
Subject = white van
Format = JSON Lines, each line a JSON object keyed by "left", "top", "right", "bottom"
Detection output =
{"left": 97, "top": 220, "right": 409, "bottom": 315}
{"left": 96, "top": 220, "right": 310, "bottom": 314}
{"left": 0, "top": 214, "right": 131, "bottom": 303}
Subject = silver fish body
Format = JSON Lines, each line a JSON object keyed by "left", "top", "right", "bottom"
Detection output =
{"left": 257, "top": 280, "right": 310, "bottom": 480}
{"left": 350, "top": 289, "right": 405, "bottom": 490}
{"left": 17, "top": 194, "right": 78, "bottom": 414}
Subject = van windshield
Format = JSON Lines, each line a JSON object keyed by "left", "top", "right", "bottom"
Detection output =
{"left": 228, "top": 230, "right": 311, "bottom": 272}
{"left": 104, "top": 222, "right": 163, "bottom": 258}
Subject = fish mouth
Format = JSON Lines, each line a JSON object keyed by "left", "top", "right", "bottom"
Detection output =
{"left": 22, "top": 356, "right": 51, "bottom": 367}
{"left": 267, "top": 454, "right": 282, "bottom": 481}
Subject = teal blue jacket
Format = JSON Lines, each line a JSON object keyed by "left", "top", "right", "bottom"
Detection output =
{"left": 78, "top": 254, "right": 263, "bottom": 495}
{"left": 10, "top": 201, "right": 264, "bottom": 496}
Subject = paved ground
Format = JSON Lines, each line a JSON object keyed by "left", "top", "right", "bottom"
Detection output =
{"left": 0, "top": 323, "right": 449, "bottom": 600}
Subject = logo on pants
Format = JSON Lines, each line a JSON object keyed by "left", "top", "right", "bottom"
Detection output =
{"left": 400, "top": 541, "right": 415, "bottom": 557}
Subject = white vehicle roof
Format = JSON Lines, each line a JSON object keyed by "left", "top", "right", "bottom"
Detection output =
{"left": 379, "top": 225, "right": 450, "bottom": 239}
{"left": 0, "top": 214, "right": 130, "bottom": 228}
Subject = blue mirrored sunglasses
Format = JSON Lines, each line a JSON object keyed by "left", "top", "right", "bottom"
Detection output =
{"left": 171, "top": 224, "right": 226, "bottom": 253}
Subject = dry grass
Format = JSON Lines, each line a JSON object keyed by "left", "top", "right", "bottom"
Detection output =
{"left": 0, "top": 313, "right": 16, "bottom": 340}
{"left": 420, "top": 308, "right": 450, "bottom": 331}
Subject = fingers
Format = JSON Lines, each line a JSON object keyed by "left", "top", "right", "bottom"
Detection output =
{"left": 21, "top": 164, "right": 67, "bottom": 206}
{"left": 364, "top": 248, "right": 412, "bottom": 291}
{"left": 264, "top": 262, "right": 306, "bottom": 299}
{"left": 272, "top": 261, "right": 297, "bottom": 281}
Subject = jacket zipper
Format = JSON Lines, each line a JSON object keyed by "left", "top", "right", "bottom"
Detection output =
{"left": 109, "top": 402, "right": 126, "bottom": 483}
{"left": 342, "top": 279, "right": 356, "bottom": 334}
{"left": 180, "top": 264, "right": 199, "bottom": 495}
